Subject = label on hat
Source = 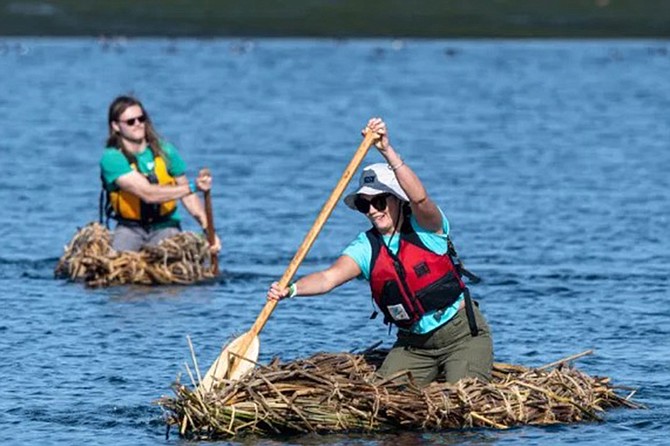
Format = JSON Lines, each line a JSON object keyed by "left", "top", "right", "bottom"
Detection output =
{"left": 364, "top": 175, "right": 376, "bottom": 184}
{"left": 387, "top": 304, "right": 410, "bottom": 321}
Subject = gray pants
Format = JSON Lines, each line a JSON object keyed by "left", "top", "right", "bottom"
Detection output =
{"left": 112, "top": 223, "right": 180, "bottom": 252}
{"left": 376, "top": 304, "right": 493, "bottom": 387}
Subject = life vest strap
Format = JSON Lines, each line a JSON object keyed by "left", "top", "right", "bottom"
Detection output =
{"left": 99, "top": 178, "right": 114, "bottom": 229}
{"left": 459, "top": 265, "right": 481, "bottom": 284}
{"left": 463, "top": 287, "right": 479, "bottom": 337}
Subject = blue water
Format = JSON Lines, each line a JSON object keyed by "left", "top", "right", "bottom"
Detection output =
{"left": 0, "top": 38, "right": 668, "bottom": 445}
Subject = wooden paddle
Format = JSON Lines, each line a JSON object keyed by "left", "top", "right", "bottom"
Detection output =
{"left": 198, "top": 131, "right": 378, "bottom": 394}
{"left": 201, "top": 168, "right": 219, "bottom": 275}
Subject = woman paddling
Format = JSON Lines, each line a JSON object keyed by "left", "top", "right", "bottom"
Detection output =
{"left": 268, "top": 117, "right": 493, "bottom": 387}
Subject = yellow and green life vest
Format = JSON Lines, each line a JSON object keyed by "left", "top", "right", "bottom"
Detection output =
{"left": 106, "top": 155, "right": 177, "bottom": 225}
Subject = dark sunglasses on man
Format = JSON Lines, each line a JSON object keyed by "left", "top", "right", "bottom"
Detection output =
{"left": 354, "top": 193, "right": 391, "bottom": 214}
{"left": 119, "top": 115, "right": 147, "bottom": 126}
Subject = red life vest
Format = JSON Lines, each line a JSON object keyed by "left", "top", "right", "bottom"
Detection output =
{"left": 366, "top": 221, "right": 466, "bottom": 329}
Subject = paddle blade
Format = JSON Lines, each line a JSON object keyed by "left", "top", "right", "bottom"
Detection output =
{"left": 228, "top": 334, "right": 259, "bottom": 381}
{"left": 198, "top": 333, "right": 260, "bottom": 394}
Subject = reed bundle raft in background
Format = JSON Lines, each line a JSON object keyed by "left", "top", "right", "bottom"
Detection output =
{"left": 54, "top": 222, "right": 215, "bottom": 287}
{"left": 158, "top": 348, "right": 642, "bottom": 440}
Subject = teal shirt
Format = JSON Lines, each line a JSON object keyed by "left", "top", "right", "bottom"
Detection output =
{"left": 342, "top": 208, "right": 464, "bottom": 334}
{"left": 100, "top": 141, "right": 187, "bottom": 227}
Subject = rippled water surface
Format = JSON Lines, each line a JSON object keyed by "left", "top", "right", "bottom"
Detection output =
{"left": 1, "top": 38, "right": 669, "bottom": 445}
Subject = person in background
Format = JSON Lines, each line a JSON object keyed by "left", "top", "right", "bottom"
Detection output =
{"left": 268, "top": 117, "right": 493, "bottom": 387}
{"left": 100, "top": 95, "right": 221, "bottom": 253}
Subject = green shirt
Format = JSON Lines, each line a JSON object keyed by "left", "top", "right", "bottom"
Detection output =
{"left": 100, "top": 141, "right": 187, "bottom": 227}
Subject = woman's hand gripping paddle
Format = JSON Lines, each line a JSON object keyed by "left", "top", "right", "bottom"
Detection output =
{"left": 201, "top": 168, "right": 219, "bottom": 275}
{"left": 198, "top": 131, "right": 378, "bottom": 394}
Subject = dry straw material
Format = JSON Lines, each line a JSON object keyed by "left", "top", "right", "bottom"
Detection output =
{"left": 54, "top": 222, "right": 215, "bottom": 287}
{"left": 158, "top": 348, "right": 642, "bottom": 440}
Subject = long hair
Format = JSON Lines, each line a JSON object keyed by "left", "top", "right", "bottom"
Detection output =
{"left": 105, "top": 95, "right": 166, "bottom": 162}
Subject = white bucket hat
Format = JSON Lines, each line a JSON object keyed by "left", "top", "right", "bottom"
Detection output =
{"left": 344, "top": 163, "right": 409, "bottom": 210}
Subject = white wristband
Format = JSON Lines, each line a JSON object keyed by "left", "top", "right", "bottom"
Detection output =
{"left": 288, "top": 283, "right": 298, "bottom": 298}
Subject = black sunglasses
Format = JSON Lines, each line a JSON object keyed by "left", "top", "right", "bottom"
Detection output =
{"left": 119, "top": 115, "right": 147, "bottom": 126}
{"left": 354, "top": 193, "right": 391, "bottom": 214}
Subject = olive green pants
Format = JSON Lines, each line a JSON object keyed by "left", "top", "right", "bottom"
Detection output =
{"left": 376, "top": 304, "right": 493, "bottom": 387}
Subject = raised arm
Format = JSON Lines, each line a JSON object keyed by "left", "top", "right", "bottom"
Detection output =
{"left": 365, "top": 117, "right": 443, "bottom": 233}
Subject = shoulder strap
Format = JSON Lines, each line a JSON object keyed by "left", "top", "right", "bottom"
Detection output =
{"left": 99, "top": 174, "right": 114, "bottom": 228}
{"left": 364, "top": 228, "right": 382, "bottom": 322}
{"left": 365, "top": 228, "right": 382, "bottom": 272}
{"left": 398, "top": 216, "right": 428, "bottom": 250}
{"left": 114, "top": 146, "right": 137, "bottom": 167}
{"left": 98, "top": 187, "right": 104, "bottom": 225}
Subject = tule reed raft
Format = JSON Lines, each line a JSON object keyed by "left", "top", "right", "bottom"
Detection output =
{"left": 55, "top": 222, "right": 215, "bottom": 287}
{"left": 158, "top": 346, "right": 642, "bottom": 440}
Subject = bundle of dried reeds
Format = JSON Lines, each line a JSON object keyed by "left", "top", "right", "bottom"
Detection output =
{"left": 54, "top": 222, "right": 215, "bottom": 287}
{"left": 158, "top": 348, "right": 641, "bottom": 440}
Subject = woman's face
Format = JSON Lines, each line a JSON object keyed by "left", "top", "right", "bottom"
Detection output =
{"left": 112, "top": 104, "right": 147, "bottom": 145}
{"left": 358, "top": 193, "right": 401, "bottom": 235}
